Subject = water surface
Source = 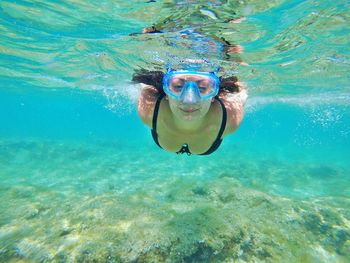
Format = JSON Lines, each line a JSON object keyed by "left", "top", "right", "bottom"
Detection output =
{"left": 0, "top": 0, "right": 349, "bottom": 262}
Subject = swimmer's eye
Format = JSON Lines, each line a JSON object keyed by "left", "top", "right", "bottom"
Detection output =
{"left": 172, "top": 85, "right": 183, "bottom": 91}
{"left": 199, "top": 86, "right": 208, "bottom": 92}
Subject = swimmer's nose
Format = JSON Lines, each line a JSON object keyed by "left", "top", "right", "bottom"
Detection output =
{"left": 180, "top": 82, "right": 201, "bottom": 104}
{"left": 182, "top": 91, "right": 198, "bottom": 104}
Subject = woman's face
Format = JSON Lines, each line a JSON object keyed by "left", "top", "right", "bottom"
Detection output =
{"left": 167, "top": 95, "right": 213, "bottom": 121}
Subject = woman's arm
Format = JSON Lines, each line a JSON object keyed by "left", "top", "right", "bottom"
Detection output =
{"left": 219, "top": 83, "right": 248, "bottom": 137}
{"left": 132, "top": 69, "right": 164, "bottom": 127}
{"left": 137, "top": 84, "right": 159, "bottom": 128}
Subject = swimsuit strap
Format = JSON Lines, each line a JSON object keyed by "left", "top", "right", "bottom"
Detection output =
{"left": 176, "top": 143, "right": 192, "bottom": 155}
{"left": 151, "top": 95, "right": 227, "bottom": 155}
{"left": 151, "top": 93, "right": 165, "bottom": 148}
{"left": 199, "top": 97, "right": 227, "bottom": 155}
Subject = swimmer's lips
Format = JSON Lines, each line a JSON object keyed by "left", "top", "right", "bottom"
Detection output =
{"left": 179, "top": 107, "right": 200, "bottom": 113}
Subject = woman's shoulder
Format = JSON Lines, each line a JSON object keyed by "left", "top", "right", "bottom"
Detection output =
{"left": 137, "top": 84, "right": 161, "bottom": 128}
{"left": 218, "top": 88, "right": 248, "bottom": 136}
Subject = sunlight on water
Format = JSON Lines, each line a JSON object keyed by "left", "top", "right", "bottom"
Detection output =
{"left": 0, "top": 0, "right": 349, "bottom": 262}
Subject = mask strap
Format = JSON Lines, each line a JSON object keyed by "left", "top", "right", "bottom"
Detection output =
{"left": 166, "top": 64, "right": 177, "bottom": 73}
{"left": 209, "top": 66, "right": 220, "bottom": 75}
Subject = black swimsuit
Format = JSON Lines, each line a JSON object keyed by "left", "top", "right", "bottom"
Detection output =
{"left": 151, "top": 93, "right": 227, "bottom": 155}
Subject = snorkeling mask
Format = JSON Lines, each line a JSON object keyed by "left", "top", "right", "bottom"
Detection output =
{"left": 163, "top": 70, "right": 220, "bottom": 101}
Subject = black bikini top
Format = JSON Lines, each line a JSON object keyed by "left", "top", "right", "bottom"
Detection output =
{"left": 151, "top": 93, "right": 227, "bottom": 155}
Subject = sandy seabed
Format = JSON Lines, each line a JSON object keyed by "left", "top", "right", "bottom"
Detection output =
{"left": 0, "top": 139, "right": 349, "bottom": 262}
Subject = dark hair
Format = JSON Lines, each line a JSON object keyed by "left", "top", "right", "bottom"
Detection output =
{"left": 219, "top": 76, "right": 240, "bottom": 93}
{"left": 132, "top": 69, "right": 165, "bottom": 94}
{"left": 132, "top": 69, "right": 240, "bottom": 95}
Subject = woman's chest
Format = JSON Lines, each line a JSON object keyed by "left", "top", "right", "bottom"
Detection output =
{"left": 156, "top": 122, "right": 220, "bottom": 154}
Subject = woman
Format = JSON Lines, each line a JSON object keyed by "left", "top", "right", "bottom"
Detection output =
{"left": 133, "top": 68, "right": 247, "bottom": 155}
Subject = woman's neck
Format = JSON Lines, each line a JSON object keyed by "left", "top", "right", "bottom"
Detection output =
{"left": 172, "top": 114, "right": 208, "bottom": 134}
{"left": 161, "top": 100, "right": 215, "bottom": 135}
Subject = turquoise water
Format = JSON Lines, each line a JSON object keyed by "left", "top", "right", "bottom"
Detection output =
{"left": 1, "top": 0, "right": 350, "bottom": 262}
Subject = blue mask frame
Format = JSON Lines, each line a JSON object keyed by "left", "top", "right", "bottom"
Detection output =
{"left": 163, "top": 70, "right": 220, "bottom": 101}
